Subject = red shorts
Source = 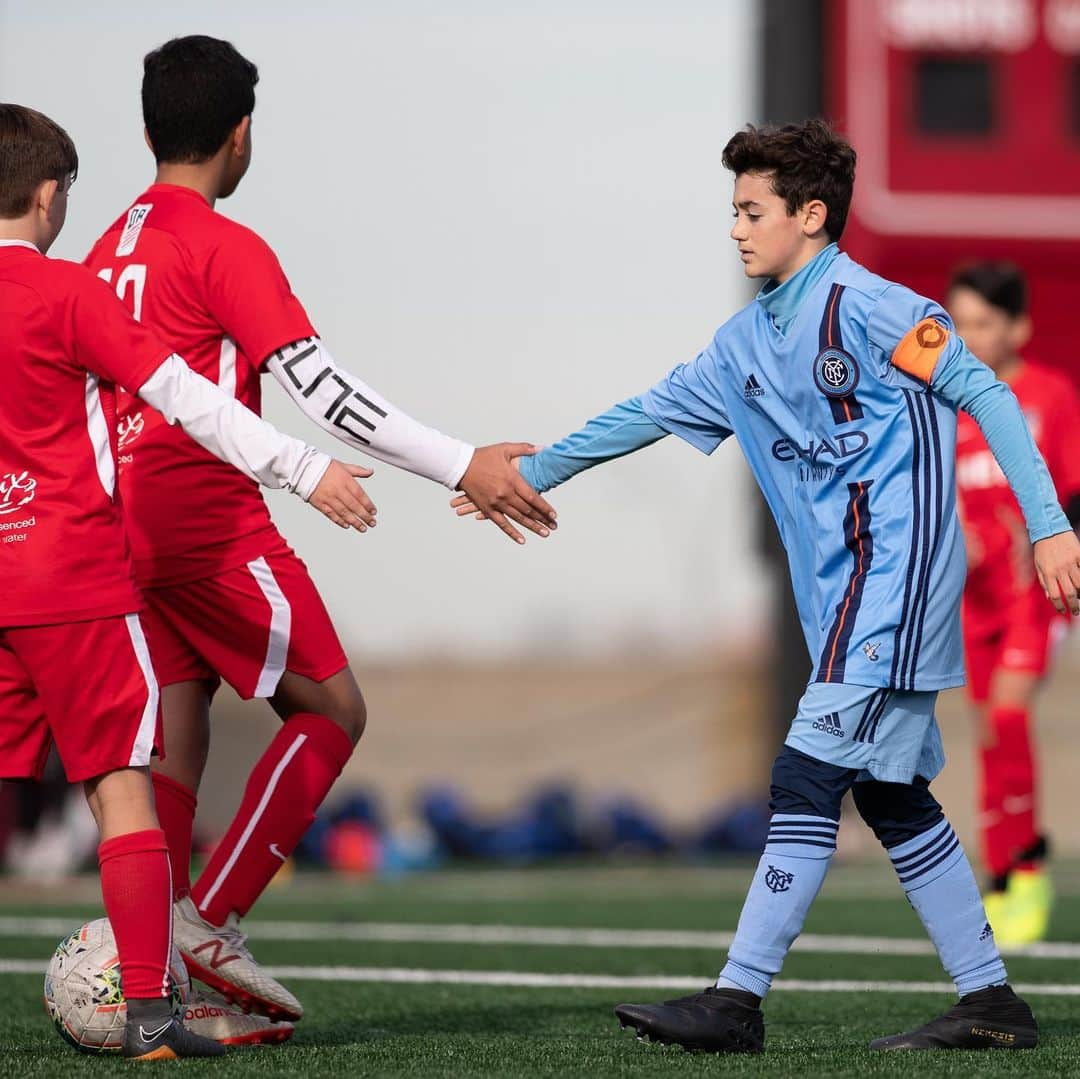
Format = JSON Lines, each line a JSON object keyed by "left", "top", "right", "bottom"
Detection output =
{"left": 0, "top": 614, "right": 161, "bottom": 783}
{"left": 141, "top": 539, "right": 348, "bottom": 700}
{"left": 964, "top": 615, "right": 1068, "bottom": 703}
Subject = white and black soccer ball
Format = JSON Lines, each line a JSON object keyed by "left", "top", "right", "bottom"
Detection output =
{"left": 43, "top": 918, "right": 189, "bottom": 1053}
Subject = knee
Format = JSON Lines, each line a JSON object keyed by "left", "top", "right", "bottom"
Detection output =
{"left": 328, "top": 688, "right": 367, "bottom": 746}
{"left": 853, "top": 777, "right": 943, "bottom": 849}
{"left": 769, "top": 745, "right": 853, "bottom": 821}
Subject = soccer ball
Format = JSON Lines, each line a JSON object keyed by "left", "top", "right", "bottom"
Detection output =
{"left": 43, "top": 918, "right": 189, "bottom": 1053}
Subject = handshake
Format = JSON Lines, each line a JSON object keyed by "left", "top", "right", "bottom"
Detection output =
{"left": 308, "top": 443, "right": 555, "bottom": 546}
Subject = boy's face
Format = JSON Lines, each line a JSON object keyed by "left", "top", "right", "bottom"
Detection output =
{"left": 730, "top": 170, "right": 826, "bottom": 283}
{"left": 946, "top": 286, "right": 1030, "bottom": 373}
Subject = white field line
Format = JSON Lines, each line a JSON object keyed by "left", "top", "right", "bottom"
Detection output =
{"left": 1, "top": 957, "right": 1078, "bottom": 996}
{"left": 1, "top": 916, "right": 1079, "bottom": 960}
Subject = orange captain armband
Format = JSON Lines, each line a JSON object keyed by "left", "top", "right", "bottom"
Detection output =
{"left": 891, "top": 318, "right": 950, "bottom": 384}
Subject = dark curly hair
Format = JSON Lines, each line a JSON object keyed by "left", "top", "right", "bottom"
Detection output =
{"left": 722, "top": 120, "right": 856, "bottom": 241}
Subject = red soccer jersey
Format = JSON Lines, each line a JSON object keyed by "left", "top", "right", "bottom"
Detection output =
{"left": 956, "top": 361, "right": 1080, "bottom": 637}
{"left": 84, "top": 184, "right": 315, "bottom": 587}
{"left": 0, "top": 242, "right": 172, "bottom": 627}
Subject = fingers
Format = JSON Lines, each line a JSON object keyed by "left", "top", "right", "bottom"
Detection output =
{"left": 345, "top": 463, "right": 375, "bottom": 479}
{"left": 1061, "top": 569, "right": 1080, "bottom": 617}
{"left": 450, "top": 494, "right": 473, "bottom": 510}
{"left": 503, "top": 442, "right": 539, "bottom": 458}
{"left": 502, "top": 502, "right": 551, "bottom": 538}
{"left": 485, "top": 509, "right": 525, "bottom": 545}
{"left": 312, "top": 463, "right": 378, "bottom": 533}
{"left": 511, "top": 476, "right": 557, "bottom": 526}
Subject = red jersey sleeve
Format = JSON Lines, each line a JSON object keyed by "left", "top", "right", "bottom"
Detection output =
{"left": 1045, "top": 376, "right": 1080, "bottom": 503}
{"left": 64, "top": 265, "right": 174, "bottom": 391}
{"left": 202, "top": 225, "right": 316, "bottom": 368}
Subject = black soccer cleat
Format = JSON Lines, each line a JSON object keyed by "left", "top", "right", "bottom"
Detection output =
{"left": 869, "top": 984, "right": 1037, "bottom": 1051}
{"left": 122, "top": 1003, "right": 228, "bottom": 1060}
{"left": 614, "top": 986, "right": 764, "bottom": 1054}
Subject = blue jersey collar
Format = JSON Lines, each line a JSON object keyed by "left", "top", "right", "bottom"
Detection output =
{"left": 756, "top": 243, "right": 840, "bottom": 337}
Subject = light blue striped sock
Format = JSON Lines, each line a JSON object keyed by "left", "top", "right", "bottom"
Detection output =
{"left": 886, "top": 818, "right": 1007, "bottom": 996}
{"left": 716, "top": 814, "right": 838, "bottom": 998}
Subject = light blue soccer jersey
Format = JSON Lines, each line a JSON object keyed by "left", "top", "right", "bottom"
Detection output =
{"left": 521, "top": 245, "right": 1067, "bottom": 693}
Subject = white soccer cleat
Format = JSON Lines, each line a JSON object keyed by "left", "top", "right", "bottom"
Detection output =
{"left": 173, "top": 896, "right": 304, "bottom": 1022}
{"left": 181, "top": 989, "right": 294, "bottom": 1046}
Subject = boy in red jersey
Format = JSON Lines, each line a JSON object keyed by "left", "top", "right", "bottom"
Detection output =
{"left": 84, "top": 35, "right": 557, "bottom": 1024}
{"left": 0, "top": 103, "right": 373, "bottom": 1059}
{"left": 948, "top": 262, "right": 1080, "bottom": 944}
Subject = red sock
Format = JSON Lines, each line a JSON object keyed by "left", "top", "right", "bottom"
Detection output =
{"left": 152, "top": 772, "right": 197, "bottom": 901}
{"left": 191, "top": 714, "right": 353, "bottom": 926}
{"left": 980, "top": 705, "right": 1037, "bottom": 882}
{"left": 98, "top": 828, "right": 172, "bottom": 1001}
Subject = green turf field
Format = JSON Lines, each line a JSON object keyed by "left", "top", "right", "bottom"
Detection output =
{"left": 1, "top": 860, "right": 1078, "bottom": 1076}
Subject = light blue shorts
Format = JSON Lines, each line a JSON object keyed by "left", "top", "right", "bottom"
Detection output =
{"left": 784, "top": 683, "right": 945, "bottom": 785}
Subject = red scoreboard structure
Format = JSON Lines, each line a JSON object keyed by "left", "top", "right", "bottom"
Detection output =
{"left": 826, "top": 0, "right": 1080, "bottom": 374}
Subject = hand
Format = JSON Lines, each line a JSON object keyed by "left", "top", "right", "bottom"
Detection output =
{"left": 454, "top": 443, "right": 557, "bottom": 545}
{"left": 309, "top": 461, "right": 377, "bottom": 532}
{"left": 1033, "top": 530, "right": 1080, "bottom": 616}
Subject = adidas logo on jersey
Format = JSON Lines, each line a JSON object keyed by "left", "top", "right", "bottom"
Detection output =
{"left": 811, "top": 712, "right": 844, "bottom": 737}
{"left": 743, "top": 373, "right": 766, "bottom": 399}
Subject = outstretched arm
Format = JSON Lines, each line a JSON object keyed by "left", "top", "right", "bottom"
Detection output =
{"left": 266, "top": 337, "right": 556, "bottom": 544}
{"left": 138, "top": 355, "right": 377, "bottom": 532}
{"left": 876, "top": 295, "right": 1080, "bottom": 614}
{"left": 931, "top": 346, "right": 1080, "bottom": 613}
{"left": 453, "top": 345, "right": 734, "bottom": 516}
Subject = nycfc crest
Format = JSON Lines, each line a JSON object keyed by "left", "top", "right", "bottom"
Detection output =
{"left": 764, "top": 865, "right": 794, "bottom": 894}
{"left": 814, "top": 346, "right": 860, "bottom": 399}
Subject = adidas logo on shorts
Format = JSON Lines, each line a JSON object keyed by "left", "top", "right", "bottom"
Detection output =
{"left": 812, "top": 712, "right": 844, "bottom": 737}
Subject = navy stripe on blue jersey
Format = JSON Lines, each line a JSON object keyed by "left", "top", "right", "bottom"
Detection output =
{"left": 910, "top": 393, "right": 945, "bottom": 682}
{"left": 817, "top": 283, "right": 864, "bottom": 424}
{"left": 892, "top": 390, "right": 946, "bottom": 690}
{"left": 816, "top": 480, "right": 874, "bottom": 683}
{"left": 853, "top": 689, "right": 890, "bottom": 743}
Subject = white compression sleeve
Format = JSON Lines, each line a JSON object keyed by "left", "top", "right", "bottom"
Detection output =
{"left": 138, "top": 354, "right": 331, "bottom": 501}
{"left": 266, "top": 338, "right": 475, "bottom": 489}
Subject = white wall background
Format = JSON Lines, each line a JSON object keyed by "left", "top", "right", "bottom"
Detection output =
{"left": 0, "top": 0, "right": 767, "bottom": 660}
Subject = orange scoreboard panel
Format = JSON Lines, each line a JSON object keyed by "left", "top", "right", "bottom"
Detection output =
{"left": 827, "top": 0, "right": 1080, "bottom": 375}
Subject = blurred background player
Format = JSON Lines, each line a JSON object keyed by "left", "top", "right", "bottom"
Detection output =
{"left": 0, "top": 102, "right": 373, "bottom": 1059}
{"left": 84, "top": 34, "right": 558, "bottom": 1027}
{"left": 947, "top": 261, "right": 1080, "bottom": 944}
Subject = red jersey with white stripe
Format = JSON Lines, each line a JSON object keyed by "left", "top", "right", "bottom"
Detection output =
{"left": 957, "top": 361, "right": 1080, "bottom": 638}
{"left": 84, "top": 184, "right": 315, "bottom": 587}
{"left": 0, "top": 242, "right": 171, "bottom": 626}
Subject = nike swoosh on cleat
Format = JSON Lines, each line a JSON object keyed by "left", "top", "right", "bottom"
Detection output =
{"left": 139, "top": 1020, "right": 172, "bottom": 1041}
{"left": 269, "top": 843, "right": 287, "bottom": 862}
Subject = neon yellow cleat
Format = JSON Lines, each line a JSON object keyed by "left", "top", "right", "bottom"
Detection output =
{"left": 996, "top": 868, "right": 1054, "bottom": 946}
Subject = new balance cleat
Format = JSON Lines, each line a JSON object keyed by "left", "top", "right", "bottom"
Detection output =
{"left": 182, "top": 989, "right": 294, "bottom": 1046}
{"left": 614, "top": 987, "right": 764, "bottom": 1053}
{"left": 122, "top": 1000, "right": 226, "bottom": 1060}
{"left": 172, "top": 895, "right": 303, "bottom": 1021}
{"left": 869, "top": 984, "right": 1037, "bottom": 1050}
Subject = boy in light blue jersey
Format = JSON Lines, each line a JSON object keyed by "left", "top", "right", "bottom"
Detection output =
{"left": 454, "top": 120, "right": 1080, "bottom": 1053}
